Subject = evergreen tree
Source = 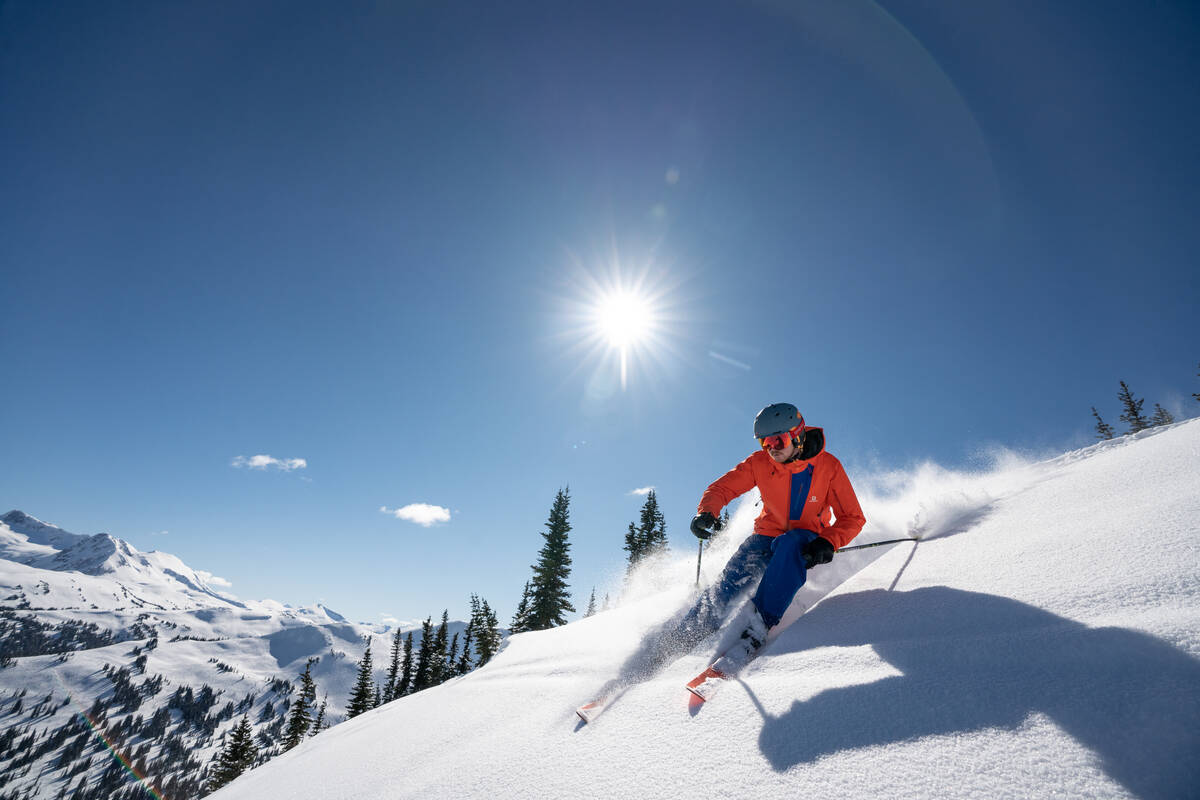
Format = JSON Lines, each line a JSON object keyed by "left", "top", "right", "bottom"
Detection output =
{"left": 1091, "top": 407, "right": 1116, "bottom": 440}
{"left": 472, "top": 597, "right": 501, "bottom": 667}
{"left": 602, "top": 593, "right": 611, "bottom": 611}
{"left": 624, "top": 491, "right": 668, "bottom": 572}
{"left": 411, "top": 617, "right": 434, "bottom": 692}
{"left": 346, "top": 638, "right": 376, "bottom": 718}
{"left": 312, "top": 695, "right": 327, "bottom": 733}
{"left": 585, "top": 587, "right": 597, "bottom": 617}
{"left": 455, "top": 618, "right": 474, "bottom": 676}
{"left": 482, "top": 600, "right": 501, "bottom": 665}
{"left": 383, "top": 627, "right": 404, "bottom": 702}
{"left": 1151, "top": 403, "right": 1175, "bottom": 427}
{"left": 281, "top": 658, "right": 317, "bottom": 751}
{"left": 397, "top": 631, "right": 414, "bottom": 697}
{"left": 509, "top": 581, "right": 532, "bottom": 634}
{"left": 430, "top": 610, "right": 450, "bottom": 686}
{"left": 206, "top": 715, "right": 257, "bottom": 793}
{"left": 1117, "top": 380, "right": 1151, "bottom": 433}
{"left": 638, "top": 490, "right": 668, "bottom": 559}
{"left": 447, "top": 632, "right": 459, "bottom": 678}
{"left": 525, "top": 487, "right": 576, "bottom": 630}
{"left": 623, "top": 521, "right": 641, "bottom": 570}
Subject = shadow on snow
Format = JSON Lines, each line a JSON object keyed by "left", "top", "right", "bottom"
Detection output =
{"left": 752, "top": 586, "right": 1200, "bottom": 800}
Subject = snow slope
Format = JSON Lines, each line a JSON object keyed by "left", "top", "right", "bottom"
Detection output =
{"left": 215, "top": 420, "right": 1200, "bottom": 800}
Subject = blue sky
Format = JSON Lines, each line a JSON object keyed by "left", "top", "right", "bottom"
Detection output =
{"left": 2, "top": 0, "right": 1197, "bottom": 626}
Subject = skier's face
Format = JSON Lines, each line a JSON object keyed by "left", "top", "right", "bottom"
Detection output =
{"left": 766, "top": 438, "right": 797, "bottom": 463}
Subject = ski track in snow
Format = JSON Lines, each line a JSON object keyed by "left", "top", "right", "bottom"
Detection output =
{"left": 211, "top": 420, "right": 1200, "bottom": 800}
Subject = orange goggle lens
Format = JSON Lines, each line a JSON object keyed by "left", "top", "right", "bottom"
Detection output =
{"left": 758, "top": 423, "right": 803, "bottom": 451}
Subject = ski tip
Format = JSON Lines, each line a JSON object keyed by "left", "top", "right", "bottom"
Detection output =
{"left": 575, "top": 698, "right": 606, "bottom": 724}
{"left": 685, "top": 666, "right": 728, "bottom": 703}
{"left": 685, "top": 666, "right": 727, "bottom": 690}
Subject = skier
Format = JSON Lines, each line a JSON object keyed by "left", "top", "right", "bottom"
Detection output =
{"left": 576, "top": 403, "right": 867, "bottom": 720}
{"left": 683, "top": 402, "right": 867, "bottom": 674}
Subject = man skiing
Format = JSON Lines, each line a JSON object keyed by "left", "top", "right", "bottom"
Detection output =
{"left": 576, "top": 403, "right": 866, "bottom": 720}
{"left": 682, "top": 402, "right": 867, "bottom": 675}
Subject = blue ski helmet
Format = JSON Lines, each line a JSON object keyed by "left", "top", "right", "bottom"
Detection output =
{"left": 753, "top": 402, "right": 805, "bottom": 440}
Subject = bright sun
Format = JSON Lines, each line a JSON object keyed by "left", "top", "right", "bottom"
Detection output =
{"left": 555, "top": 260, "right": 677, "bottom": 397}
{"left": 595, "top": 289, "right": 653, "bottom": 349}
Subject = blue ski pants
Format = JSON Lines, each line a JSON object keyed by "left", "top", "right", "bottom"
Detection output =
{"left": 675, "top": 529, "right": 817, "bottom": 643}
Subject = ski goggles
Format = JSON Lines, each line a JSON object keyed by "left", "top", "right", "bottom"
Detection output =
{"left": 758, "top": 423, "right": 803, "bottom": 451}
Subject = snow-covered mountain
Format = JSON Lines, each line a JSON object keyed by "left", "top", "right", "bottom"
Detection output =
{"left": 212, "top": 420, "right": 1200, "bottom": 800}
{"left": 0, "top": 511, "right": 471, "bottom": 799}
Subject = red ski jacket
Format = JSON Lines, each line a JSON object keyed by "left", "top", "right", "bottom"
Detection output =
{"left": 697, "top": 427, "right": 866, "bottom": 549}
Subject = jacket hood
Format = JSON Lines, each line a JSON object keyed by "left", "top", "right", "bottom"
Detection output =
{"left": 792, "top": 426, "right": 825, "bottom": 462}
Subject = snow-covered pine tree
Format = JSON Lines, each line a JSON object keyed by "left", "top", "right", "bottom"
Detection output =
{"left": 1118, "top": 381, "right": 1152, "bottom": 433}
{"left": 447, "top": 632, "right": 459, "bottom": 678}
{"left": 281, "top": 658, "right": 317, "bottom": 750}
{"left": 1091, "top": 407, "right": 1116, "bottom": 440}
{"left": 346, "top": 638, "right": 376, "bottom": 718}
{"left": 205, "top": 715, "right": 257, "bottom": 793}
{"left": 509, "top": 581, "right": 531, "bottom": 633}
{"left": 1151, "top": 404, "right": 1175, "bottom": 426}
{"left": 585, "top": 587, "right": 596, "bottom": 617}
{"left": 411, "top": 617, "right": 434, "bottom": 692}
{"left": 525, "top": 487, "right": 576, "bottom": 630}
{"left": 383, "top": 627, "right": 404, "bottom": 702}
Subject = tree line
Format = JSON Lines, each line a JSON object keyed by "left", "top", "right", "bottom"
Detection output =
{"left": 1090, "top": 366, "right": 1197, "bottom": 439}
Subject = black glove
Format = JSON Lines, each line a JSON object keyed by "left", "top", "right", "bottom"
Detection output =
{"left": 802, "top": 536, "right": 835, "bottom": 568}
{"left": 690, "top": 512, "right": 723, "bottom": 540}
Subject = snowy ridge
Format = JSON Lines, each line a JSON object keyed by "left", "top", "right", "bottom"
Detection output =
{"left": 215, "top": 420, "right": 1200, "bottom": 800}
{"left": 0, "top": 510, "right": 477, "bottom": 798}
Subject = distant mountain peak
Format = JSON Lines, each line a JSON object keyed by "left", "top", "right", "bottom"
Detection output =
{"left": 2, "top": 510, "right": 56, "bottom": 529}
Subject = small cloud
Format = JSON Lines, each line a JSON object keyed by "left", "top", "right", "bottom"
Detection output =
{"left": 380, "top": 614, "right": 399, "bottom": 626}
{"left": 232, "top": 454, "right": 308, "bottom": 471}
{"left": 197, "top": 570, "right": 233, "bottom": 588}
{"left": 381, "top": 503, "right": 451, "bottom": 527}
{"left": 665, "top": 167, "right": 680, "bottom": 185}
{"left": 150, "top": 530, "right": 169, "bottom": 537}
{"left": 630, "top": 486, "right": 655, "bottom": 496}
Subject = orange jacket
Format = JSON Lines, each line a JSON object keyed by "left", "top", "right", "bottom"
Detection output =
{"left": 697, "top": 427, "right": 866, "bottom": 549}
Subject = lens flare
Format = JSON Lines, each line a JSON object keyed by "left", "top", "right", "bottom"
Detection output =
{"left": 595, "top": 289, "right": 654, "bottom": 349}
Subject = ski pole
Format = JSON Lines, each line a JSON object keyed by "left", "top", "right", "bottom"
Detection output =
{"left": 695, "top": 539, "right": 703, "bottom": 587}
{"left": 836, "top": 537, "right": 920, "bottom": 554}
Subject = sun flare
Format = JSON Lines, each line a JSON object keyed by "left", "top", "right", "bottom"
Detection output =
{"left": 595, "top": 289, "right": 654, "bottom": 349}
{"left": 552, "top": 257, "right": 682, "bottom": 398}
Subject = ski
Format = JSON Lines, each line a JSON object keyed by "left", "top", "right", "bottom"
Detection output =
{"left": 685, "top": 631, "right": 764, "bottom": 703}
{"left": 575, "top": 697, "right": 608, "bottom": 724}
{"left": 684, "top": 665, "right": 730, "bottom": 702}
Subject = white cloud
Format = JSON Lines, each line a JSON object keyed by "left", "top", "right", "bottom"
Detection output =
{"left": 381, "top": 503, "right": 452, "bottom": 527}
{"left": 380, "top": 614, "right": 399, "bottom": 625}
{"left": 196, "top": 570, "right": 233, "bottom": 588}
{"left": 232, "top": 454, "right": 308, "bottom": 471}
{"left": 630, "top": 486, "right": 656, "bottom": 496}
